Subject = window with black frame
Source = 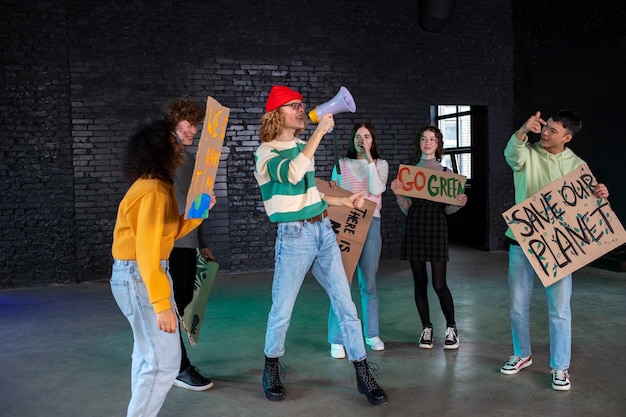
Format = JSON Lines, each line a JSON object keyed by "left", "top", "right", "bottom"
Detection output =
{"left": 430, "top": 105, "right": 473, "bottom": 183}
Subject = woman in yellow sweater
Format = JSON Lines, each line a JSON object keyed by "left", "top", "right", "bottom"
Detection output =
{"left": 110, "top": 120, "right": 213, "bottom": 417}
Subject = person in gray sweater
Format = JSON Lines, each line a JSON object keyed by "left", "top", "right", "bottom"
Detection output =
{"left": 164, "top": 98, "right": 216, "bottom": 391}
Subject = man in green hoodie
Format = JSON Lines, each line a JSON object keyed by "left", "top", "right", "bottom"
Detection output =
{"left": 500, "top": 109, "right": 609, "bottom": 391}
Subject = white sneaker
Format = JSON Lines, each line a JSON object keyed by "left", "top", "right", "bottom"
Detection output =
{"left": 330, "top": 344, "right": 346, "bottom": 359}
{"left": 500, "top": 355, "right": 532, "bottom": 375}
{"left": 551, "top": 369, "right": 571, "bottom": 391}
{"left": 419, "top": 326, "right": 433, "bottom": 349}
{"left": 365, "top": 337, "right": 385, "bottom": 351}
{"left": 443, "top": 326, "right": 459, "bottom": 350}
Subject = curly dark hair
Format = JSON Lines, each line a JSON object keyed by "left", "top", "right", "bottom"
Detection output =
{"left": 122, "top": 120, "right": 179, "bottom": 184}
{"left": 414, "top": 125, "right": 444, "bottom": 163}
{"left": 163, "top": 98, "right": 205, "bottom": 130}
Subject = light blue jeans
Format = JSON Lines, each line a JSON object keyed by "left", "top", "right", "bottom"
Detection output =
{"left": 508, "top": 245, "right": 572, "bottom": 370}
{"left": 264, "top": 217, "right": 367, "bottom": 362}
{"left": 110, "top": 259, "right": 181, "bottom": 417}
{"left": 328, "top": 217, "right": 381, "bottom": 343}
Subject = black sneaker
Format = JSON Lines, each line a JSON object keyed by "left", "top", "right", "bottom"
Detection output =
{"left": 443, "top": 326, "right": 459, "bottom": 350}
{"left": 419, "top": 326, "right": 433, "bottom": 349}
{"left": 173, "top": 365, "right": 214, "bottom": 391}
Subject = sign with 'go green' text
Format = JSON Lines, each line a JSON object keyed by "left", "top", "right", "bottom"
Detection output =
{"left": 394, "top": 164, "right": 466, "bottom": 206}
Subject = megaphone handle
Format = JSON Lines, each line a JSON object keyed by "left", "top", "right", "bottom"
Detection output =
{"left": 332, "top": 132, "right": 341, "bottom": 176}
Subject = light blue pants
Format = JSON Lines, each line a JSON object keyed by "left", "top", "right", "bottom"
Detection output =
{"left": 264, "top": 217, "right": 367, "bottom": 362}
{"left": 110, "top": 259, "right": 181, "bottom": 417}
{"left": 508, "top": 245, "right": 572, "bottom": 370}
{"left": 328, "top": 217, "right": 381, "bottom": 342}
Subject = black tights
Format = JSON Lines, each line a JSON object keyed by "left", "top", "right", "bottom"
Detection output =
{"left": 410, "top": 261, "right": 455, "bottom": 329}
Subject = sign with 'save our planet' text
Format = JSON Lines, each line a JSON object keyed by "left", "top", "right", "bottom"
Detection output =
{"left": 502, "top": 164, "right": 626, "bottom": 287}
{"left": 394, "top": 164, "right": 466, "bottom": 205}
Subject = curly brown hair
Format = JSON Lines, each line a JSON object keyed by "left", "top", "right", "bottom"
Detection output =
{"left": 259, "top": 109, "right": 305, "bottom": 142}
{"left": 414, "top": 125, "right": 444, "bottom": 163}
{"left": 122, "top": 120, "right": 179, "bottom": 184}
{"left": 163, "top": 98, "right": 205, "bottom": 130}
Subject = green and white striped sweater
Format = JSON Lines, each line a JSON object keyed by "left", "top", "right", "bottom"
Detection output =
{"left": 254, "top": 138, "right": 328, "bottom": 223}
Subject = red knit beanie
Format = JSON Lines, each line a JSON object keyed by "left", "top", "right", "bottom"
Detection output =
{"left": 265, "top": 85, "right": 304, "bottom": 113}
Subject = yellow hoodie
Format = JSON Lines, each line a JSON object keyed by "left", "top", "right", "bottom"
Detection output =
{"left": 112, "top": 178, "right": 201, "bottom": 313}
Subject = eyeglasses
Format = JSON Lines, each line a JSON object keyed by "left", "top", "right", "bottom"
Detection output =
{"left": 281, "top": 102, "right": 307, "bottom": 110}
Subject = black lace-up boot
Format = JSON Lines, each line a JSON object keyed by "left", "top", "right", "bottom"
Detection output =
{"left": 354, "top": 359, "right": 388, "bottom": 405}
{"left": 263, "top": 356, "right": 285, "bottom": 401}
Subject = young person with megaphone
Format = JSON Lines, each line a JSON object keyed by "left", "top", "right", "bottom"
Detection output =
{"left": 254, "top": 85, "right": 388, "bottom": 406}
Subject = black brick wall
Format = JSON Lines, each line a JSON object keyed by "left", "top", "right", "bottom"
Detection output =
{"left": 512, "top": 0, "right": 626, "bottom": 226}
{"left": 3, "top": 0, "right": 517, "bottom": 287}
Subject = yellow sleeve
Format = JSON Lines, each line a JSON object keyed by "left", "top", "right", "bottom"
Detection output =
{"left": 135, "top": 191, "right": 173, "bottom": 314}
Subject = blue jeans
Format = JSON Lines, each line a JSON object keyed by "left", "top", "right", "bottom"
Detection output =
{"left": 508, "top": 245, "right": 572, "bottom": 370}
{"left": 110, "top": 259, "right": 181, "bottom": 417}
{"left": 328, "top": 217, "right": 381, "bottom": 343}
{"left": 264, "top": 217, "right": 367, "bottom": 362}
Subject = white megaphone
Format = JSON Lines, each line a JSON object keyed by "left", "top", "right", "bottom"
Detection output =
{"left": 308, "top": 86, "right": 356, "bottom": 126}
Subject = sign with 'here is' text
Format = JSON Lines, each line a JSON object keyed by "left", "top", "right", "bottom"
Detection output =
{"left": 316, "top": 178, "right": 376, "bottom": 282}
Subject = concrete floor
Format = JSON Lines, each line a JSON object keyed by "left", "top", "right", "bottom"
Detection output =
{"left": 1, "top": 245, "right": 625, "bottom": 417}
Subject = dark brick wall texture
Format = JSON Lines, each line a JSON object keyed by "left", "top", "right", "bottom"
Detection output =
{"left": 1, "top": 0, "right": 624, "bottom": 287}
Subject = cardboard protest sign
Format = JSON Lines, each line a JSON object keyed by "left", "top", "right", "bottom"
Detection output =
{"left": 502, "top": 164, "right": 626, "bottom": 287}
{"left": 181, "top": 252, "right": 219, "bottom": 345}
{"left": 185, "top": 96, "right": 230, "bottom": 219}
{"left": 394, "top": 164, "right": 466, "bottom": 205}
{"left": 316, "top": 178, "right": 377, "bottom": 282}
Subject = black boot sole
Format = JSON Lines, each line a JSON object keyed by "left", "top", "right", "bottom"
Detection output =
{"left": 264, "top": 390, "right": 286, "bottom": 401}
{"left": 358, "top": 386, "right": 389, "bottom": 406}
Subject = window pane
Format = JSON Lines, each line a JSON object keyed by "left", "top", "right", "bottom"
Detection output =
{"left": 459, "top": 115, "right": 471, "bottom": 147}
{"left": 431, "top": 104, "right": 473, "bottom": 180}
{"left": 458, "top": 152, "right": 472, "bottom": 178}
{"left": 441, "top": 155, "right": 453, "bottom": 171}
{"left": 438, "top": 118, "right": 458, "bottom": 148}
{"left": 438, "top": 105, "right": 458, "bottom": 116}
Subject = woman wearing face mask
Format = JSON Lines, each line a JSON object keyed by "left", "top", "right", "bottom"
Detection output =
{"left": 327, "top": 122, "right": 388, "bottom": 359}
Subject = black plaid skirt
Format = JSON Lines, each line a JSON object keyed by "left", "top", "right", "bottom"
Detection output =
{"left": 400, "top": 198, "right": 449, "bottom": 262}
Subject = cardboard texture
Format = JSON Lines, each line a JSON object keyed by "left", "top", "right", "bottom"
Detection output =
{"left": 394, "top": 164, "right": 466, "bottom": 206}
{"left": 315, "top": 178, "right": 376, "bottom": 282}
{"left": 502, "top": 164, "right": 626, "bottom": 287}
{"left": 185, "top": 96, "right": 230, "bottom": 219}
{"left": 181, "top": 252, "right": 219, "bottom": 345}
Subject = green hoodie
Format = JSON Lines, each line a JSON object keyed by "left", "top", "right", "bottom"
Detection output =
{"left": 504, "top": 134, "right": 585, "bottom": 240}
